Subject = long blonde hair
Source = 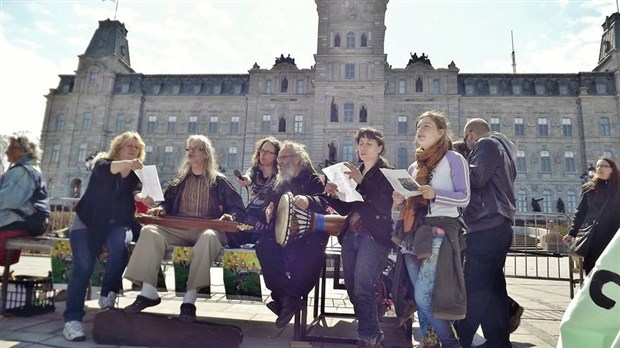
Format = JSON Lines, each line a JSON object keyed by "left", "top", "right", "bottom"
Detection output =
{"left": 94, "top": 131, "right": 146, "bottom": 163}
{"left": 173, "top": 134, "right": 220, "bottom": 187}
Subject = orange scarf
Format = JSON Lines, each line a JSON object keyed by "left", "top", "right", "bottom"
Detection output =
{"left": 401, "top": 138, "right": 450, "bottom": 233}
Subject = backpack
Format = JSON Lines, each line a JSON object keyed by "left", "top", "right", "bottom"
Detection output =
{"left": 10, "top": 164, "right": 50, "bottom": 236}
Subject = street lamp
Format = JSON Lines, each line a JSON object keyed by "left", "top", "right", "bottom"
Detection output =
{"left": 580, "top": 163, "right": 595, "bottom": 184}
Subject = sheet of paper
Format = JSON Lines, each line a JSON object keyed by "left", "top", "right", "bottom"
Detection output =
{"left": 379, "top": 168, "right": 422, "bottom": 198}
{"left": 134, "top": 165, "right": 165, "bottom": 202}
{"left": 321, "top": 162, "right": 364, "bottom": 202}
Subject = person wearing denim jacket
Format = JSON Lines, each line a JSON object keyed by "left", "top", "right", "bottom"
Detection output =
{"left": 325, "top": 128, "right": 395, "bottom": 348}
{"left": 393, "top": 111, "right": 470, "bottom": 348}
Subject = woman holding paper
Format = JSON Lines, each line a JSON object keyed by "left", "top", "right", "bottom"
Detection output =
{"left": 392, "top": 111, "right": 470, "bottom": 348}
{"left": 324, "top": 127, "right": 395, "bottom": 348}
{"left": 63, "top": 131, "right": 153, "bottom": 342}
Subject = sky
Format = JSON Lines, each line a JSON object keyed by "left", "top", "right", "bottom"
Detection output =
{"left": 0, "top": 0, "right": 618, "bottom": 137}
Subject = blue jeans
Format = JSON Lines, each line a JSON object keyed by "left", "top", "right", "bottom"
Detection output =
{"left": 341, "top": 232, "right": 389, "bottom": 342}
{"left": 404, "top": 229, "right": 460, "bottom": 348}
{"left": 64, "top": 225, "right": 130, "bottom": 322}
{"left": 456, "top": 220, "right": 513, "bottom": 348}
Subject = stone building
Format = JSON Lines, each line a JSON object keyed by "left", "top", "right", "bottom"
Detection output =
{"left": 40, "top": 0, "right": 620, "bottom": 214}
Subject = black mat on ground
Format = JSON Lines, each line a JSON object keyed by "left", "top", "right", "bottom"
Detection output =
{"left": 92, "top": 309, "right": 243, "bottom": 348}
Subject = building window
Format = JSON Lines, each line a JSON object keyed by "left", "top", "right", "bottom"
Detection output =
{"left": 230, "top": 116, "right": 239, "bottom": 134}
{"left": 78, "top": 143, "right": 88, "bottom": 162}
{"left": 343, "top": 103, "right": 354, "bottom": 123}
{"left": 567, "top": 191, "right": 577, "bottom": 213}
{"left": 540, "top": 151, "right": 551, "bottom": 172}
{"left": 535, "top": 85, "right": 545, "bottom": 95}
{"left": 227, "top": 147, "right": 237, "bottom": 171}
{"left": 399, "top": 80, "right": 406, "bottom": 94}
{"left": 164, "top": 146, "right": 173, "bottom": 166}
{"left": 596, "top": 83, "right": 607, "bottom": 94}
{"left": 489, "top": 85, "right": 498, "bottom": 95}
{"left": 490, "top": 117, "right": 500, "bottom": 132}
{"left": 542, "top": 190, "right": 552, "bottom": 212}
{"left": 145, "top": 145, "right": 153, "bottom": 157}
{"left": 188, "top": 116, "right": 198, "bottom": 133}
{"left": 398, "top": 116, "right": 407, "bottom": 135}
{"left": 517, "top": 190, "right": 527, "bottom": 213}
{"left": 51, "top": 144, "right": 61, "bottom": 163}
{"left": 559, "top": 84, "right": 569, "bottom": 95}
{"left": 603, "top": 150, "right": 613, "bottom": 158}
{"left": 296, "top": 79, "right": 304, "bottom": 94}
{"left": 514, "top": 117, "right": 524, "bottom": 136}
{"left": 89, "top": 70, "right": 97, "bottom": 84}
{"left": 265, "top": 80, "right": 272, "bottom": 93}
{"left": 512, "top": 84, "right": 522, "bottom": 95}
{"left": 562, "top": 118, "right": 572, "bottom": 137}
{"left": 121, "top": 83, "right": 130, "bottom": 93}
{"left": 55, "top": 113, "right": 65, "bottom": 132}
{"left": 465, "top": 84, "right": 475, "bottom": 95}
{"left": 334, "top": 34, "right": 341, "bottom": 47}
{"left": 233, "top": 83, "right": 242, "bottom": 94}
{"left": 147, "top": 115, "right": 157, "bottom": 134}
{"left": 397, "top": 147, "right": 408, "bottom": 169}
{"left": 152, "top": 84, "right": 161, "bottom": 94}
{"left": 172, "top": 85, "right": 180, "bottom": 95}
{"left": 346, "top": 32, "right": 355, "bottom": 48}
{"left": 82, "top": 112, "right": 92, "bottom": 131}
{"left": 193, "top": 84, "right": 201, "bottom": 94}
{"left": 516, "top": 151, "right": 526, "bottom": 172}
{"left": 564, "top": 151, "right": 576, "bottom": 172}
{"left": 209, "top": 116, "right": 218, "bottom": 134}
{"left": 294, "top": 115, "right": 303, "bottom": 133}
{"left": 213, "top": 84, "right": 221, "bottom": 94}
{"left": 538, "top": 118, "right": 548, "bottom": 136}
{"left": 600, "top": 116, "right": 611, "bottom": 136}
{"left": 361, "top": 33, "right": 367, "bottom": 47}
{"left": 262, "top": 114, "right": 271, "bottom": 134}
{"left": 342, "top": 137, "right": 354, "bottom": 162}
{"left": 345, "top": 63, "right": 355, "bottom": 79}
{"left": 167, "top": 116, "right": 177, "bottom": 134}
{"left": 432, "top": 79, "right": 440, "bottom": 94}
{"left": 116, "top": 113, "right": 125, "bottom": 132}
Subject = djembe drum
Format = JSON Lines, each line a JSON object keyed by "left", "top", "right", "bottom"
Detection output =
{"left": 274, "top": 192, "right": 346, "bottom": 246}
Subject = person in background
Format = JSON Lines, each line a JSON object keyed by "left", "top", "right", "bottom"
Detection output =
{"left": 255, "top": 140, "right": 328, "bottom": 328}
{"left": 393, "top": 111, "right": 470, "bottom": 348}
{"left": 325, "top": 127, "right": 395, "bottom": 348}
{"left": 563, "top": 157, "right": 620, "bottom": 275}
{"left": 63, "top": 131, "right": 152, "bottom": 342}
{"left": 235, "top": 136, "right": 280, "bottom": 246}
{"left": 457, "top": 118, "right": 517, "bottom": 348}
{"left": 123, "top": 135, "right": 245, "bottom": 322}
{"left": 0, "top": 135, "right": 47, "bottom": 266}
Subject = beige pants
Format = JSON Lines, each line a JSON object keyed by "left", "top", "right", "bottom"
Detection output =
{"left": 124, "top": 224, "right": 226, "bottom": 291}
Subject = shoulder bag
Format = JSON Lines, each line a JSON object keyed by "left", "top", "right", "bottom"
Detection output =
{"left": 569, "top": 192, "right": 612, "bottom": 258}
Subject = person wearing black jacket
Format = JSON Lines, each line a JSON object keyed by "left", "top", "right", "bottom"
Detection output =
{"left": 457, "top": 118, "right": 517, "bottom": 348}
{"left": 255, "top": 140, "right": 328, "bottom": 328}
{"left": 63, "top": 131, "right": 151, "bottom": 342}
{"left": 325, "top": 128, "right": 394, "bottom": 348}
{"left": 563, "top": 157, "right": 620, "bottom": 274}
{"left": 123, "top": 135, "right": 245, "bottom": 322}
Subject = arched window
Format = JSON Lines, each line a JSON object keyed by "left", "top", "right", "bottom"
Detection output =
{"left": 517, "top": 190, "right": 527, "bottom": 212}
{"left": 600, "top": 116, "right": 611, "bottom": 136}
{"left": 346, "top": 32, "right": 355, "bottom": 48}
{"left": 542, "top": 190, "right": 552, "bottom": 212}
{"left": 227, "top": 147, "right": 237, "bottom": 171}
{"left": 566, "top": 191, "right": 577, "bottom": 213}
{"left": 564, "top": 151, "right": 575, "bottom": 172}
{"left": 540, "top": 151, "right": 551, "bottom": 172}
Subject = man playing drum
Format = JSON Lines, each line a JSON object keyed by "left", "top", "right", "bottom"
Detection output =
{"left": 123, "top": 135, "right": 246, "bottom": 322}
{"left": 256, "top": 140, "right": 329, "bottom": 328}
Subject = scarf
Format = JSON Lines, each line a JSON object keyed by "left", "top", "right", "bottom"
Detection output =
{"left": 401, "top": 138, "right": 450, "bottom": 233}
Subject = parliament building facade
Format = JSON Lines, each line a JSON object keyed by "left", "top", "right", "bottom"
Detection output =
{"left": 40, "top": 0, "right": 620, "bottom": 214}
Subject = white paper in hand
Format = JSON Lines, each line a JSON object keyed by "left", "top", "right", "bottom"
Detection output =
{"left": 322, "top": 162, "right": 364, "bottom": 202}
{"left": 134, "top": 165, "right": 165, "bottom": 202}
{"left": 380, "top": 168, "right": 422, "bottom": 198}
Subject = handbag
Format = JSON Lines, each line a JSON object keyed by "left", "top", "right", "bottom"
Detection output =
{"left": 569, "top": 192, "right": 612, "bottom": 258}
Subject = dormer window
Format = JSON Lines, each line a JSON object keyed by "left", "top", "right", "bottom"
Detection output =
{"left": 153, "top": 84, "right": 161, "bottom": 94}
{"left": 512, "top": 84, "right": 522, "bottom": 95}
{"left": 535, "top": 84, "right": 545, "bottom": 95}
{"left": 89, "top": 70, "right": 98, "bottom": 84}
{"left": 346, "top": 32, "right": 355, "bottom": 48}
{"left": 172, "top": 85, "right": 180, "bottom": 95}
{"left": 193, "top": 84, "right": 201, "bottom": 94}
{"left": 121, "top": 83, "right": 129, "bottom": 93}
{"left": 596, "top": 82, "right": 607, "bottom": 94}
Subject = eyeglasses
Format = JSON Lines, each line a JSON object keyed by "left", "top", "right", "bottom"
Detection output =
{"left": 277, "top": 154, "right": 297, "bottom": 161}
{"left": 186, "top": 147, "right": 204, "bottom": 152}
{"left": 259, "top": 149, "right": 277, "bottom": 155}
{"left": 463, "top": 129, "right": 472, "bottom": 142}
{"left": 596, "top": 164, "right": 611, "bottom": 169}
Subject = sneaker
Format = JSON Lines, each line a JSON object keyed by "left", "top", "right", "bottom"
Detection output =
{"left": 63, "top": 321, "right": 86, "bottom": 342}
{"left": 98, "top": 291, "right": 118, "bottom": 309}
{"left": 509, "top": 304, "right": 524, "bottom": 333}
